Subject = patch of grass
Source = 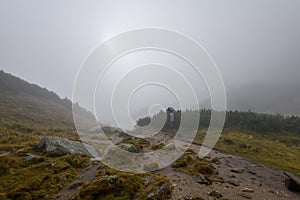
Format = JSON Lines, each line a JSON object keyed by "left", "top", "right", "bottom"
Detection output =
{"left": 0, "top": 153, "right": 89, "bottom": 200}
{"left": 116, "top": 138, "right": 151, "bottom": 153}
{"left": 75, "top": 165, "right": 171, "bottom": 200}
{"left": 172, "top": 148, "right": 215, "bottom": 176}
{"left": 195, "top": 129, "right": 300, "bottom": 177}
{"left": 0, "top": 128, "right": 89, "bottom": 200}
{"left": 151, "top": 142, "right": 165, "bottom": 150}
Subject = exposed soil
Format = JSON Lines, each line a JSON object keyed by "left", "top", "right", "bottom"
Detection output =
{"left": 155, "top": 144, "right": 300, "bottom": 200}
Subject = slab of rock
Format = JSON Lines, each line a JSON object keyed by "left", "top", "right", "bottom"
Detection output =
{"left": 248, "top": 170, "right": 257, "bottom": 175}
{"left": 68, "top": 182, "right": 83, "bottom": 190}
{"left": 284, "top": 171, "right": 300, "bottom": 192}
{"left": 33, "top": 137, "right": 98, "bottom": 156}
{"left": 241, "top": 187, "right": 254, "bottom": 193}
{"left": 230, "top": 168, "right": 245, "bottom": 174}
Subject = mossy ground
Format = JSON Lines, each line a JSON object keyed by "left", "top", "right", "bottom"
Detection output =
{"left": 0, "top": 124, "right": 89, "bottom": 200}
{"left": 172, "top": 148, "right": 215, "bottom": 177}
{"left": 116, "top": 137, "right": 151, "bottom": 152}
{"left": 74, "top": 164, "right": 171, "bottom": 200}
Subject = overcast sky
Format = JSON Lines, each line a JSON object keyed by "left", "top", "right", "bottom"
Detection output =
{"left": 1, "top": 0, "right": 300, "bottom": 126}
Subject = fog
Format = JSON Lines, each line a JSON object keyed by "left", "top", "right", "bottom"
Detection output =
{"left": 0, "top": 0, "right": 300, "bottom": 128}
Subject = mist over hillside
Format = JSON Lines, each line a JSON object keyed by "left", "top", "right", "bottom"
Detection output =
{"left": 0, "top": 70, "right": 95, "bottom": 129}
{"left": 226, "top": 81, "right": 300, "bottom": 115}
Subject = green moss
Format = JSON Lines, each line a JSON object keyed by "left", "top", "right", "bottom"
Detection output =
{"left": 64, "top": 154, "right": 89, "bottom": 168}
{"left": 151, "top": 142, "right": 165, "bottom": 150}
{"left": 75, "top": 169, "right": 171, "bottom": 200}
{"left": 171, "top": 149, "right": 214, "bottom": 177}
{"left": 0, "top": 152, "right": 89, "bottom": 199}
{"left": 193, "top": 162, "right": 214, "bottom": 174}
{"left": 210, "top": 130, "right": 300, "bottom": 177}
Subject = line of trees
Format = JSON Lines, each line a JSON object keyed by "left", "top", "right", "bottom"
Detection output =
{"left": 136, "top": 109, "right": 300, "bottom": 134}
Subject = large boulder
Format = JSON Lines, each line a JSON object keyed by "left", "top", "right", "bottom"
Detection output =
{"left": 33, "top": 137, "right": 98, "bottom": 156}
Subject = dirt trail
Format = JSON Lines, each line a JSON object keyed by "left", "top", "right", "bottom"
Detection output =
{"left": 53, "top": 162, "right": 101, "bottom": 200}
{"left": 155, "top": 144, "right": 300, "bottom": 200}
{"left": 53, "top": 143, "right": 300, "bottom": 200}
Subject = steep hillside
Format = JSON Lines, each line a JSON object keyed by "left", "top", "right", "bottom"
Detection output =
{"left": 0, "top": 70, "right": 94, "bottom": 129}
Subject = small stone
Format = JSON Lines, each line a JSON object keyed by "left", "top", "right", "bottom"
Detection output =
{"left": 227, "top": 179, "right": 240, "bottom": 186}
{"left": 18, "top": 153, "right": 41, "bottom": 161}
{"left": 208, "top": 190, "right": 222, "bottom": 198}
{"left": 230, "top": 168, "right": 245, "bottom": 174}
{"left": 144, "top": 176, "right": 155, "bottom": 185}
{"left": 69, "top": 182, "right": 83, "bottom": 190}
{"left": 195, "top": 175, "right": 211, "bottom": 185}
{"left": 248, "top": 170, "right": 257, "bottom": 175}
{"left": 99, "top": 168, "right": 107, "bottom": 176}
{"left": 184, "top": 197, "right": 204, "bottom": 200}
{"left": 211, "top": 157, "right": 221, "bottom": 165}
{"left": 239, "top": 193, "right": 252, "bottom": 199}
{"left": 147, "top": 183, "right": 171, "bottom": 199}
{"left": 106, "top": 175, "right": 118, "bottom": 184}
{"left": 241, "top": 187, "right": 254, "bottom": 193}
{"left": 118, "top": 143, "right": 139, "bottom": 153}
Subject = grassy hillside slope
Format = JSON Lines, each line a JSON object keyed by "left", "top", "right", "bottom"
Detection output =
{"left": 195, "top": 129, "right": 300, "bottom": 177}
{"left": 0, "top": 70, "right": 93, "bottom": 199}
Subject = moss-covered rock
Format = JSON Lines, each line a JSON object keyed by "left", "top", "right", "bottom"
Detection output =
{"left": 118, "top": 143, "right": 139, "bottom": 153}
{"left": 171, "top": 148, "right": 215, "bottom": 176}
{"left": 33, "top": 137, "right": 97, "bottom": 157}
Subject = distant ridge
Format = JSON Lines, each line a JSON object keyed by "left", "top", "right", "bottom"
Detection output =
{"left": 0, "top": 70, "right": 95, "bottom": 129}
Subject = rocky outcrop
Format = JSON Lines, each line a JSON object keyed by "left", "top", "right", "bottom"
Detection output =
{"left": 33, "top": 137, "right": 98, "bottom": 156}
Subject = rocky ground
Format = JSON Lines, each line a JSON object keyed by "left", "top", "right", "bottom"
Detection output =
{"left": 156, "top": 144, "right": 300, "bottom": 200}
{"left": 37, "top": 133, "right": 300, "bottom": 200}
